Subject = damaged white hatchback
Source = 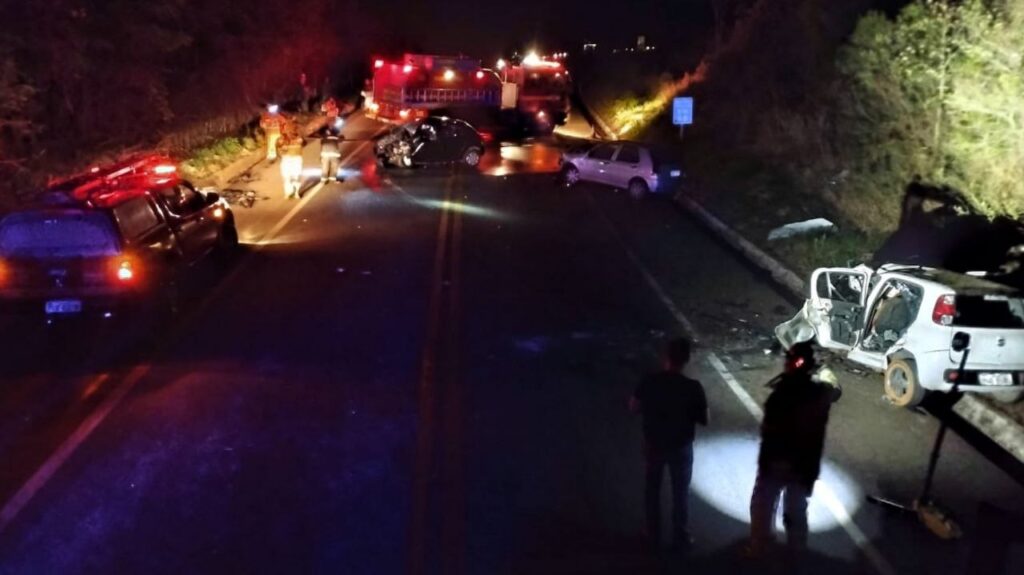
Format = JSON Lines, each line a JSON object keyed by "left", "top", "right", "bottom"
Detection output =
{"left": 776, "top": 264, "right": 1024, "bottom": 407}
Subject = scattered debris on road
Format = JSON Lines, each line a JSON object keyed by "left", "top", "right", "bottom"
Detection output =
{"left": 221, "top": 188, "right": 260, "bottom": 208}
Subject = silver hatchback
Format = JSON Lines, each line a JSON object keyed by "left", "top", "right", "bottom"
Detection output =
{"left": 560, "top": 142, "right": 678, "bottom": 198}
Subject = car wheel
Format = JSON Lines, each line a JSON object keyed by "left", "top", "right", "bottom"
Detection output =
{"left": 884, "top": 358, "right": 926, "bottom": 407}
{"left": 462, "top": 147, "right": 482, "bottom": 167}
{"left": 628, "top": 178, "right": 650, "bottom": 200}
{"left": 215, "top": 224, "right": 239, "bottom": 262}
{"left": 562, "top": 164, "right": 580, "bottom": 187}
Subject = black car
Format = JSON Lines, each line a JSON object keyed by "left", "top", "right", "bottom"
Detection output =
{"left": 0, "top": 160, "right": 237, "bottom": 321}
{"left": 375, "top": 117, "right": 484, "bottom": 168}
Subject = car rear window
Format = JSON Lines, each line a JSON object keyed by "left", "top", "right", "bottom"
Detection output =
{"left": 0, "top": 211, "right": 119, "bottom": 258}
{"left": 113, "top": 197, "right": 161, "bottom": 241}
{"left": 955, "top": 294, "right": 1024, "bottom": 328}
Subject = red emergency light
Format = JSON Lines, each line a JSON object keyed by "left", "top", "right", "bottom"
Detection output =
{"left": 51, "top": 154, "right": 182, "bottom": 204}
{"left": 374, "top": 59, "right": 385, "bottom": 69}
{"left": 402, "top": 64, "right": 414, "bottom": 74}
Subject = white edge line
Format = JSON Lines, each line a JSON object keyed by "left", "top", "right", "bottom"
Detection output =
{"left": 600, "top": 202, "right": 897, "bottom": 575}
{"left": 707, "top": 353, "right": 764, "bottom": 421}
{"left": 0, "top": 369, "right": 142, "bottom": 533}
{"left": 0, "top": 139, "right": 377, "bottom": 536}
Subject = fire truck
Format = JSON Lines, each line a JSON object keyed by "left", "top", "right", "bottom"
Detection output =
{"left": 365, "top": 53, "right": 571, "bottom": 135}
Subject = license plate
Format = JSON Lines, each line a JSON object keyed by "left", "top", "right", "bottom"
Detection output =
{"left": 979, "top": 372, "right": 1015, "bottom": 387}
{"left": 45, "top": 299, "right": 82, "bottom": 315}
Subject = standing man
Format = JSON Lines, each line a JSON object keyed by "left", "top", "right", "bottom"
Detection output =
{"left": 748, "top": 341, "right": 841, "bottom": 557}
{"left": 260, "top": 104, "right": 285, "bottom": 162}
{"left": 321, "top": 96, "right": 339, "bottom": 123}
{"left": 630, "top": 337, "right": 709, "bottom": 552}
{"left": 278, "top": 124, "right": 305, "bottom": 199}
{"left": 320, "top": 127, "right": 342, "bottom": 182}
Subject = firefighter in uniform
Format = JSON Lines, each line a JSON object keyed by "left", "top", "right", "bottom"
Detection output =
{"left": 278, "top": 124, "right": 305, "bottom": 199}
{"left": 321, "top": 97, "right": 339, "bottom": 122}
{"left": 320, "top": 126, "right": 342, "bottom": 182}
{"left": 260, "top": 105, "right": 286, "bottom": 161}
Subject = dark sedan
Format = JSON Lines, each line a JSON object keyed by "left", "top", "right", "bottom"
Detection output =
{"left": 375, "top": 117, "right": 484, "bottom": 168}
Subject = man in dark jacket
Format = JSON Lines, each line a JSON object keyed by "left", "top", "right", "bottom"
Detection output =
{"left": 748, "top": 341, "right": 841, "bottom": 556}
{"left": 631, "top": 338, "right": 709, "bottom": 552}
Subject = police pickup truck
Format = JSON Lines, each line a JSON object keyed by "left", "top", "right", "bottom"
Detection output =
{"left": 0, "top": 155, "right": 237, "bottom": 321}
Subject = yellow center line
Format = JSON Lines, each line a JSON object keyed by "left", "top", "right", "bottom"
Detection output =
{"left": 409, "top": 172, "right": 456, "bottom": 575}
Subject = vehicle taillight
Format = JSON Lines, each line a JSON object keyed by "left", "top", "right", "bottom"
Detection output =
{"left": 112, "top": 258, "right": 135, "bottom": 283}
{"left": 399, "top": 109, "right": 410, "bottom": 119}
{"left": 402, "top": 64, "right": 413, "bottom": 74}
{"left": 932, "top": 294, "right": 956, "bottom": 325}
{"left": 374, "top": 59, "right": 385, "bottom": 69}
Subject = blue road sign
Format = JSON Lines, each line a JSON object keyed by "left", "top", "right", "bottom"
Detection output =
{"left": 672, "top": 97, "right": 694, "bottom": 126}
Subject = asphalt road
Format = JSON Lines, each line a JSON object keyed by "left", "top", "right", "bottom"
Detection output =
{"left": 0, "top": 113, "right": 1022, "bottom": 575}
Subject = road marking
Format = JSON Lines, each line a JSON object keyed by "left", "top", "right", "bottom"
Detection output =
{"left": 590, "top": 193, "right": 897, "bottom": 575}
{"left": 441, "top": 174, "right": 466, "bottom": 575}
{"left": 409, "top": 173, "right": 456, "bottom": 575}
{"left": 0, "top": 368, "right": 145, "bottom": 534}
{"left": 0, "top": 140, "right": 377, "bottom": 536}
{"left": 706, "top": 353, "right": 765, "bottom": 420}
{"left": 257, "top": 141, "right": 372, "bottom": 246}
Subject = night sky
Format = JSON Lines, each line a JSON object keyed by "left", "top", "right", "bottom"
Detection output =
{"left": 355, "top": 0, "right": 713, "bottom": 56}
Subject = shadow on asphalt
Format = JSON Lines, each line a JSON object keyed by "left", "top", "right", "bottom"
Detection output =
{"left": 510, "top": 494, "right": 872, "bottom": 575}
{"left": 0, "top": 247, "right": 252, "bottom": 380}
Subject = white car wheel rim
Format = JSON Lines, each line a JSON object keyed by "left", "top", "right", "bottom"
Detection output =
{"left": 889, "top": 368, "right": 909, "bottom": 398}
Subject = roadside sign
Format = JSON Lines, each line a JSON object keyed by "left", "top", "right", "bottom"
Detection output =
{"left": 672, "top": 97, "right": 694, "bottom": 126}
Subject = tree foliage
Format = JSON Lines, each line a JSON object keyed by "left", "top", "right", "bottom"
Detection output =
{"left": 839, "top": 0, "right": 1024, "bottom": 219}
{"left": 0, "top": 0, "right": 345, "bottom": 174}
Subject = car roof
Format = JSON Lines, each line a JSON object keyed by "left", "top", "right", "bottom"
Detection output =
{"left": 880, "top": 265, "right": 1020, "bottom": 295}
{"left": 28, "top": 187, "right": 155, "bottom": 211}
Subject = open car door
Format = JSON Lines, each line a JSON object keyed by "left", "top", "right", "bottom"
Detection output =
{"left": 808, "top": 267, "right": 871, "bottom": 351}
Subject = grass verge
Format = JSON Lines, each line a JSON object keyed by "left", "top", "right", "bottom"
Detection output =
{"left": 179, "top": 135, "right": 260, "bottom": 182}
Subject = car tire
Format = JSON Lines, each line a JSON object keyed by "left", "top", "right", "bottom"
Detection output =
{"left": 462, "top": 147, "right": 482, "bottom": 167}
{"left": 215, "top": 224, "right": 239, "bottom": 262}
{"left": 884, "top": 358, "right": 926, "bottom": 407}
{"left": 562, "top": 164, "right": 580, "bottom": 187}
{"left": 628, "top": 178, "right": 649, "bottom": 200}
